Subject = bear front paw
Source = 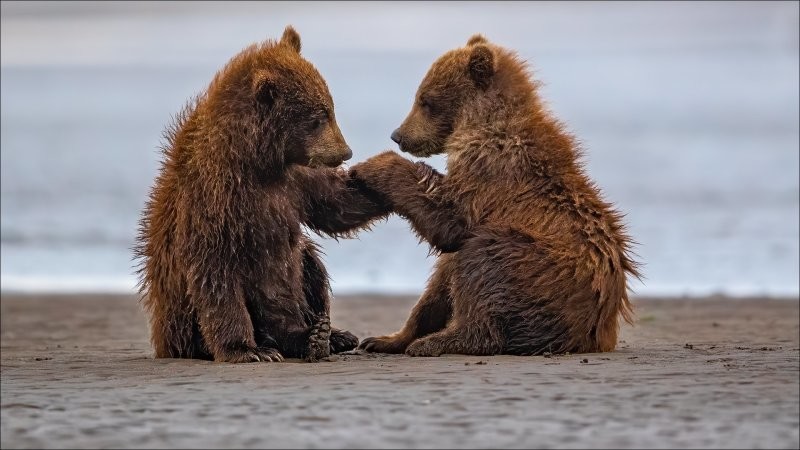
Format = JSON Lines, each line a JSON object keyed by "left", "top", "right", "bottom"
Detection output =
{"left": 330, "top": 329, "right": 359, "bottom": 353}
{"left": 215, "top": 346, "right": 284, "bottom": 363}
{"left": 414, "top": 161, "right": 443, "bottom": 194}
{"left": 349, "top": 151, "right": 414, "bottom": 190}
{"left": 358, "top": 335, "right": 410, "bottom": 354}
{"left": 405, "top": 338, "right": 444, "bottom": 357}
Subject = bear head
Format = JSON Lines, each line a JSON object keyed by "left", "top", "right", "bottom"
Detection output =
{"left": 204, "top": 26, "right": 352, "bottom": 171}
{"left": 391, "top": 34, "right": 527, "bottom": 157}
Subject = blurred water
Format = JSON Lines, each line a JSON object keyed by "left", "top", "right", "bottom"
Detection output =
{"left": 1, "top": 1, "right": 798, "bottom": 296}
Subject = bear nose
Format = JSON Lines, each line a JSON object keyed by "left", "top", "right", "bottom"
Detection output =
{"left": 342, "top": 147, "right": 353, "bottom": 161}
{"left": 391, "top": 129, "right": 402, "bottom": 144}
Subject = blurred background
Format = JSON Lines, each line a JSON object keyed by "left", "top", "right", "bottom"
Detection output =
{"left": 1, "top": 1, "right": 798, "bottom": 297}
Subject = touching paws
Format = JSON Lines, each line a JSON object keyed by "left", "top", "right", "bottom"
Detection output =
{"left": 349, "top": 151, "right": 414, "bottom": 188}
{"left": 349, "top": 151, "right": 445, "bottom": 204}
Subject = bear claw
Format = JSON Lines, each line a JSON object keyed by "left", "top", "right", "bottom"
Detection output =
{"left": 217, "top": 347, "right": 284, "bottom": 363}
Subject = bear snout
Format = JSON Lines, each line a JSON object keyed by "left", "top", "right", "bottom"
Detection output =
{"left": 391, "top": 128, "right": 403, "bottom": 144}
{"left": 342, "top": 146, "right": 353, "bottom": 162}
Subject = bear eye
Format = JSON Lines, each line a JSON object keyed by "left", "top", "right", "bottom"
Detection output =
{"left": 419, "top": 97, "right": 436, "bottom": 114}
{"left": 311, "top": 116, "right": 327, "bottom": 131}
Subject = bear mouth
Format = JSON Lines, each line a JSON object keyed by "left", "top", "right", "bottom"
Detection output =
{"left": 399, "top": 141, "right": 441, "bottom": 158}
{"left": 403, "top": 148, "right": 437, "bottom": 158}
{"left": 325, "top": 160, "right": 345, "bottom": 168}
{"left": 308, "top": 157, "right": 346, "bottom": 169}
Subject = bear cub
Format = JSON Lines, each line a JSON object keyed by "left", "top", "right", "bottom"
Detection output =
{"left": 136, "top": 26, "right": 388, "bottom": 363}
{"left": 353, "top": 34, "right": 639, "bottom": 357}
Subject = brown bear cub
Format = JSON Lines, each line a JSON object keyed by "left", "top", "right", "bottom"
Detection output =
{"left": 352, "top": 34, "right": 639, "bottom": 356}
{"left": 136, "top": 26, "right": 389, "bottom": 363}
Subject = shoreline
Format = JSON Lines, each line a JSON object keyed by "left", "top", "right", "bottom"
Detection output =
{"left": 2, "top": 293, "right": 798, "bottom": 449}
{"left": 3, "top": 285, "right": 799, "bottom": 299}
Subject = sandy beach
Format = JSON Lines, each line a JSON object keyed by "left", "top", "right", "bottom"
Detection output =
{"left": 1, "top": 294, "right": 798, "bottom": 449}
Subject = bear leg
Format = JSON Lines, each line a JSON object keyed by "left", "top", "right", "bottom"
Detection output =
{"left": 404, "top": 321, "right": 504, "bottom": 357}
{"left": 301, "top": 243, "right": 335, "bottom": 361}
{"left": 143, "top": 284, "right": 198, "bottom": 359}
{"left": 300, "top": 241, "right": 364, "bottom": 357}
{"left": 406, "top": 228, "right": 541, "bottom": 357}
{"left": 192, "top": 284, "right": 283, "bottom": 363}
{"left": 359, "top": 254, "right": 454, "bottom": 354}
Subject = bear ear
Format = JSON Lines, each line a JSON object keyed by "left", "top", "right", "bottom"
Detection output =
{"left": 253, "top": 71, "right": 277, "bottom": 106}
{"left": 280, "top": 25, "right": 302, "bottom": 53}
{"left": 467, "top": 34, "right": 488, "bottom": 46}
{"left": 468, "top": 44, "right": 494, "bottom": 89}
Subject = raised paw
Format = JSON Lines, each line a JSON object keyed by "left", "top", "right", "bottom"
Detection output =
{"left": 330, "top": 329, "right": 359, "bottom": 353}
{"left": 305, "top": 317, "right": 332, "bottom": 362}
{"left": 405, "top": 338, "right": 444, "bottom": 357}
{"left": 216, "top": 346, "right": 284, "bottom": 363}
{"left": 349, "top": 151, "right": 414, "bottom": 190}
{"left": 358, "top": 334, "right": 409, "bottom": 354}
{"left": 414, "top": 161, "right": 443, "bottom": 194}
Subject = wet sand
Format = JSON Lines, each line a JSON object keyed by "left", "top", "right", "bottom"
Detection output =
{"left": 1, "top": 294, "right": 798, "bottom": 449}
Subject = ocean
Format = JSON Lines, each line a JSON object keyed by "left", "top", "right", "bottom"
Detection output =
{"left": 1, "top": 1, "right": 798, "bottom": 297}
